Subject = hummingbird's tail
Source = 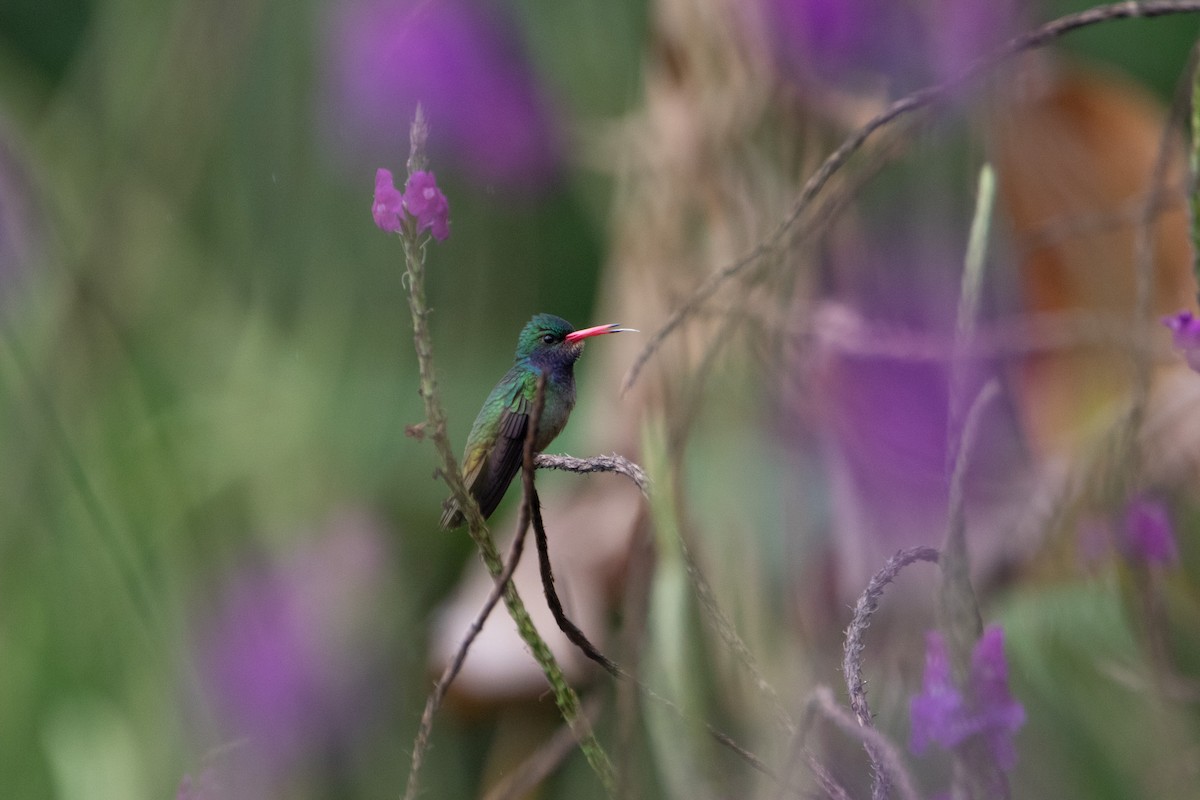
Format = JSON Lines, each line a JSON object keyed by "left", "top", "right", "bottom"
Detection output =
{"left": 439, "top": 498, "right": 465, "bottom": 530}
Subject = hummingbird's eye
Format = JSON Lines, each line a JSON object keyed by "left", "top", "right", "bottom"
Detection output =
{"left": 542, "top": 333, "right": 556, "bottom": 344}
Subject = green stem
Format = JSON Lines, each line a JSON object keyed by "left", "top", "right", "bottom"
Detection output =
{"left": 940, "top": 164, "right": 995, "bottom": 673}
{"left": 398, "top": 234, "right": 614, "bottom": 792}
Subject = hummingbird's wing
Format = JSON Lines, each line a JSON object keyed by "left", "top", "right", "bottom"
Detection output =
{"left": 467, "top": 393, "right": 530, "bottom": 520}
{"left": 439, "top": 380, "right": 530, "bottom": 529}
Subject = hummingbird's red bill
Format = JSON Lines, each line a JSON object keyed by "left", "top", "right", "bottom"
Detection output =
{"left": 564, "top": 323, "right": 637, "bottom": 343}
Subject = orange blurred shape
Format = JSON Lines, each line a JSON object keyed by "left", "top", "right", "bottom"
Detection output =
{"left": 990, "top": 65, "right": 1197, "bottom": 458}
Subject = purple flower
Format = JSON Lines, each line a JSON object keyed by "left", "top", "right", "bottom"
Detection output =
{"left": 968, "top": 626, "right": 1026, "bottom": 770}
{"left": 910, "top": 631, "right": 968, "bottom": 753}
{"left": 402, "top": 170, "right": 450, "bottom": 241}
{"left": 195, "top": 512, "right": 391, "bottom": 779}
{"left": 800, "top": 241, "right": 1028, "bottom": 609}
{"left": 373, "top": 168, "right": 451, "bottom": 240}
{"left": 1122, "top": 494, "right": 1178, "bottom": 566}
{"left": 910, "top": 626, "right": 1026, "bottom": 771}
{"left": 325, "top": 0, "right": 561, "bottom": 191}
{"left": 202, "top": 571, "right": 325, "bottom": 770}
{"left": 762, "top": 0, "right": 1022, "bottom": 90}
{"left": 761, "top": 0, "right": 909, "bottom": 83}
{"left": 1162, "top": 310, "right": 1200, "bottom": 372}
{"left": 926, "top": 0, "right": 1022, "bottom": 85}
{"left": 372, "top": 168, "right": 404, "bottom": 233}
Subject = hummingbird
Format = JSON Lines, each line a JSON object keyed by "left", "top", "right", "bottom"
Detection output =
{"left": 440, "top": 313, "right": 635, "bottom": 529}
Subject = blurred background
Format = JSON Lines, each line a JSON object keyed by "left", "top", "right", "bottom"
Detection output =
{"left": 2, "top": 0, "right": 1200, "bottom": 798}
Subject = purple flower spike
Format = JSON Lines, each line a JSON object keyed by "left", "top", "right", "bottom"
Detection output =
{"left": 1162, "top": 310, "right": 1200, "bottom": 372}
{"left": 372, "top": 168, "right": 404, "bottom": 233}
{"left": 969, "top": 627, "right": 1027, "bottom": 770}
{"left": 373, "top": 168, "right": 451, "bottom": 240}
{"left": 910, "top": 631, "right": 969, "bottom": 755}
{"left": 403, "top": 171, "right": 451, "bottom": 241}
{"left": 910, "top": 625, "right": 1025, "bottom": 771}
{"left": 1123, "top": 495, "right": 1178, "bottom": 566}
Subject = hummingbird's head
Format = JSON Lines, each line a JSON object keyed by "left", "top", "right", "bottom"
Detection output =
{"left": 515, "top": 313, "right": 635, "bottom": 373}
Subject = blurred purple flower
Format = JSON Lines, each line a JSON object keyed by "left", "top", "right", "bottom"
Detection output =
{"left": 910, "top": 626, "right": 1025, "bottom": 770}
{"left": 403, "top": 170, "right": 451, "bottom": 240}
{"left": 761, "top": 0, "right": 908, "bottom": 83}
{"left": 203, "top": 572, "right": 322, "bottom": 767}
{"left": 196, "top": 511, "right": 391, "bottom": 779}
{"left": 326, "top": 0, "right": 561, "bottom": 191}
{"left": 968, "top": 626, "right": 1026, "bottom": 769}
{"left": 801, "top": 243, "right": 1030, "bottom": 607}
{"left": 1162, "top": 310, "right": 1200, "bottom": 372}
{"left": 927, "top": 0, "right": 1022, "bottom": 84}
{"left": 762, "top": 0, "right": 1023, "bottom": 90}
{"left": 909, "top": 630, "right": 967, "bottom": 751}
{"left": 1122, "top": 494, "right": 1178, "bottom": 566}
{"left": 372, "top": 168, "right": 404, "bottom": 233}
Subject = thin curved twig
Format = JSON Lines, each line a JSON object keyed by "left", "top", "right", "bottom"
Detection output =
{"left": 527, "top": 416, "right": 629, "bottom": 676}
{"left": 842, "top": 547, "right": 942, "bottom": 728}
{"left": 841, "top": 546, "right": 941, "bottom": 800}
{"left": 534, "top": 452, "right": 650, "bottom": 498}
{"left": 530, "top": 483, "right": 620, "bottom": 676}
{"left": 621, "top": 0, "right": 1200, "bottom": 393}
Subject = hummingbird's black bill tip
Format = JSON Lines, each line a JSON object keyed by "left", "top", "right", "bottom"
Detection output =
{"left": 565, "top": 323, "right": 638, "bottom": 343}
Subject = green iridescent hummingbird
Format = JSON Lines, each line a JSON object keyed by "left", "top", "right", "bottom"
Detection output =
{"left": 440, "top": 313, "right": 635, "bottom": 529}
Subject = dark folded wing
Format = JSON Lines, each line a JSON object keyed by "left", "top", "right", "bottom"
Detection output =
{"left": 468, "top": 394, "right": 530, "bottom": 520}
{"left": 441, "top": 390, "right": 530, "bottom": 529}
